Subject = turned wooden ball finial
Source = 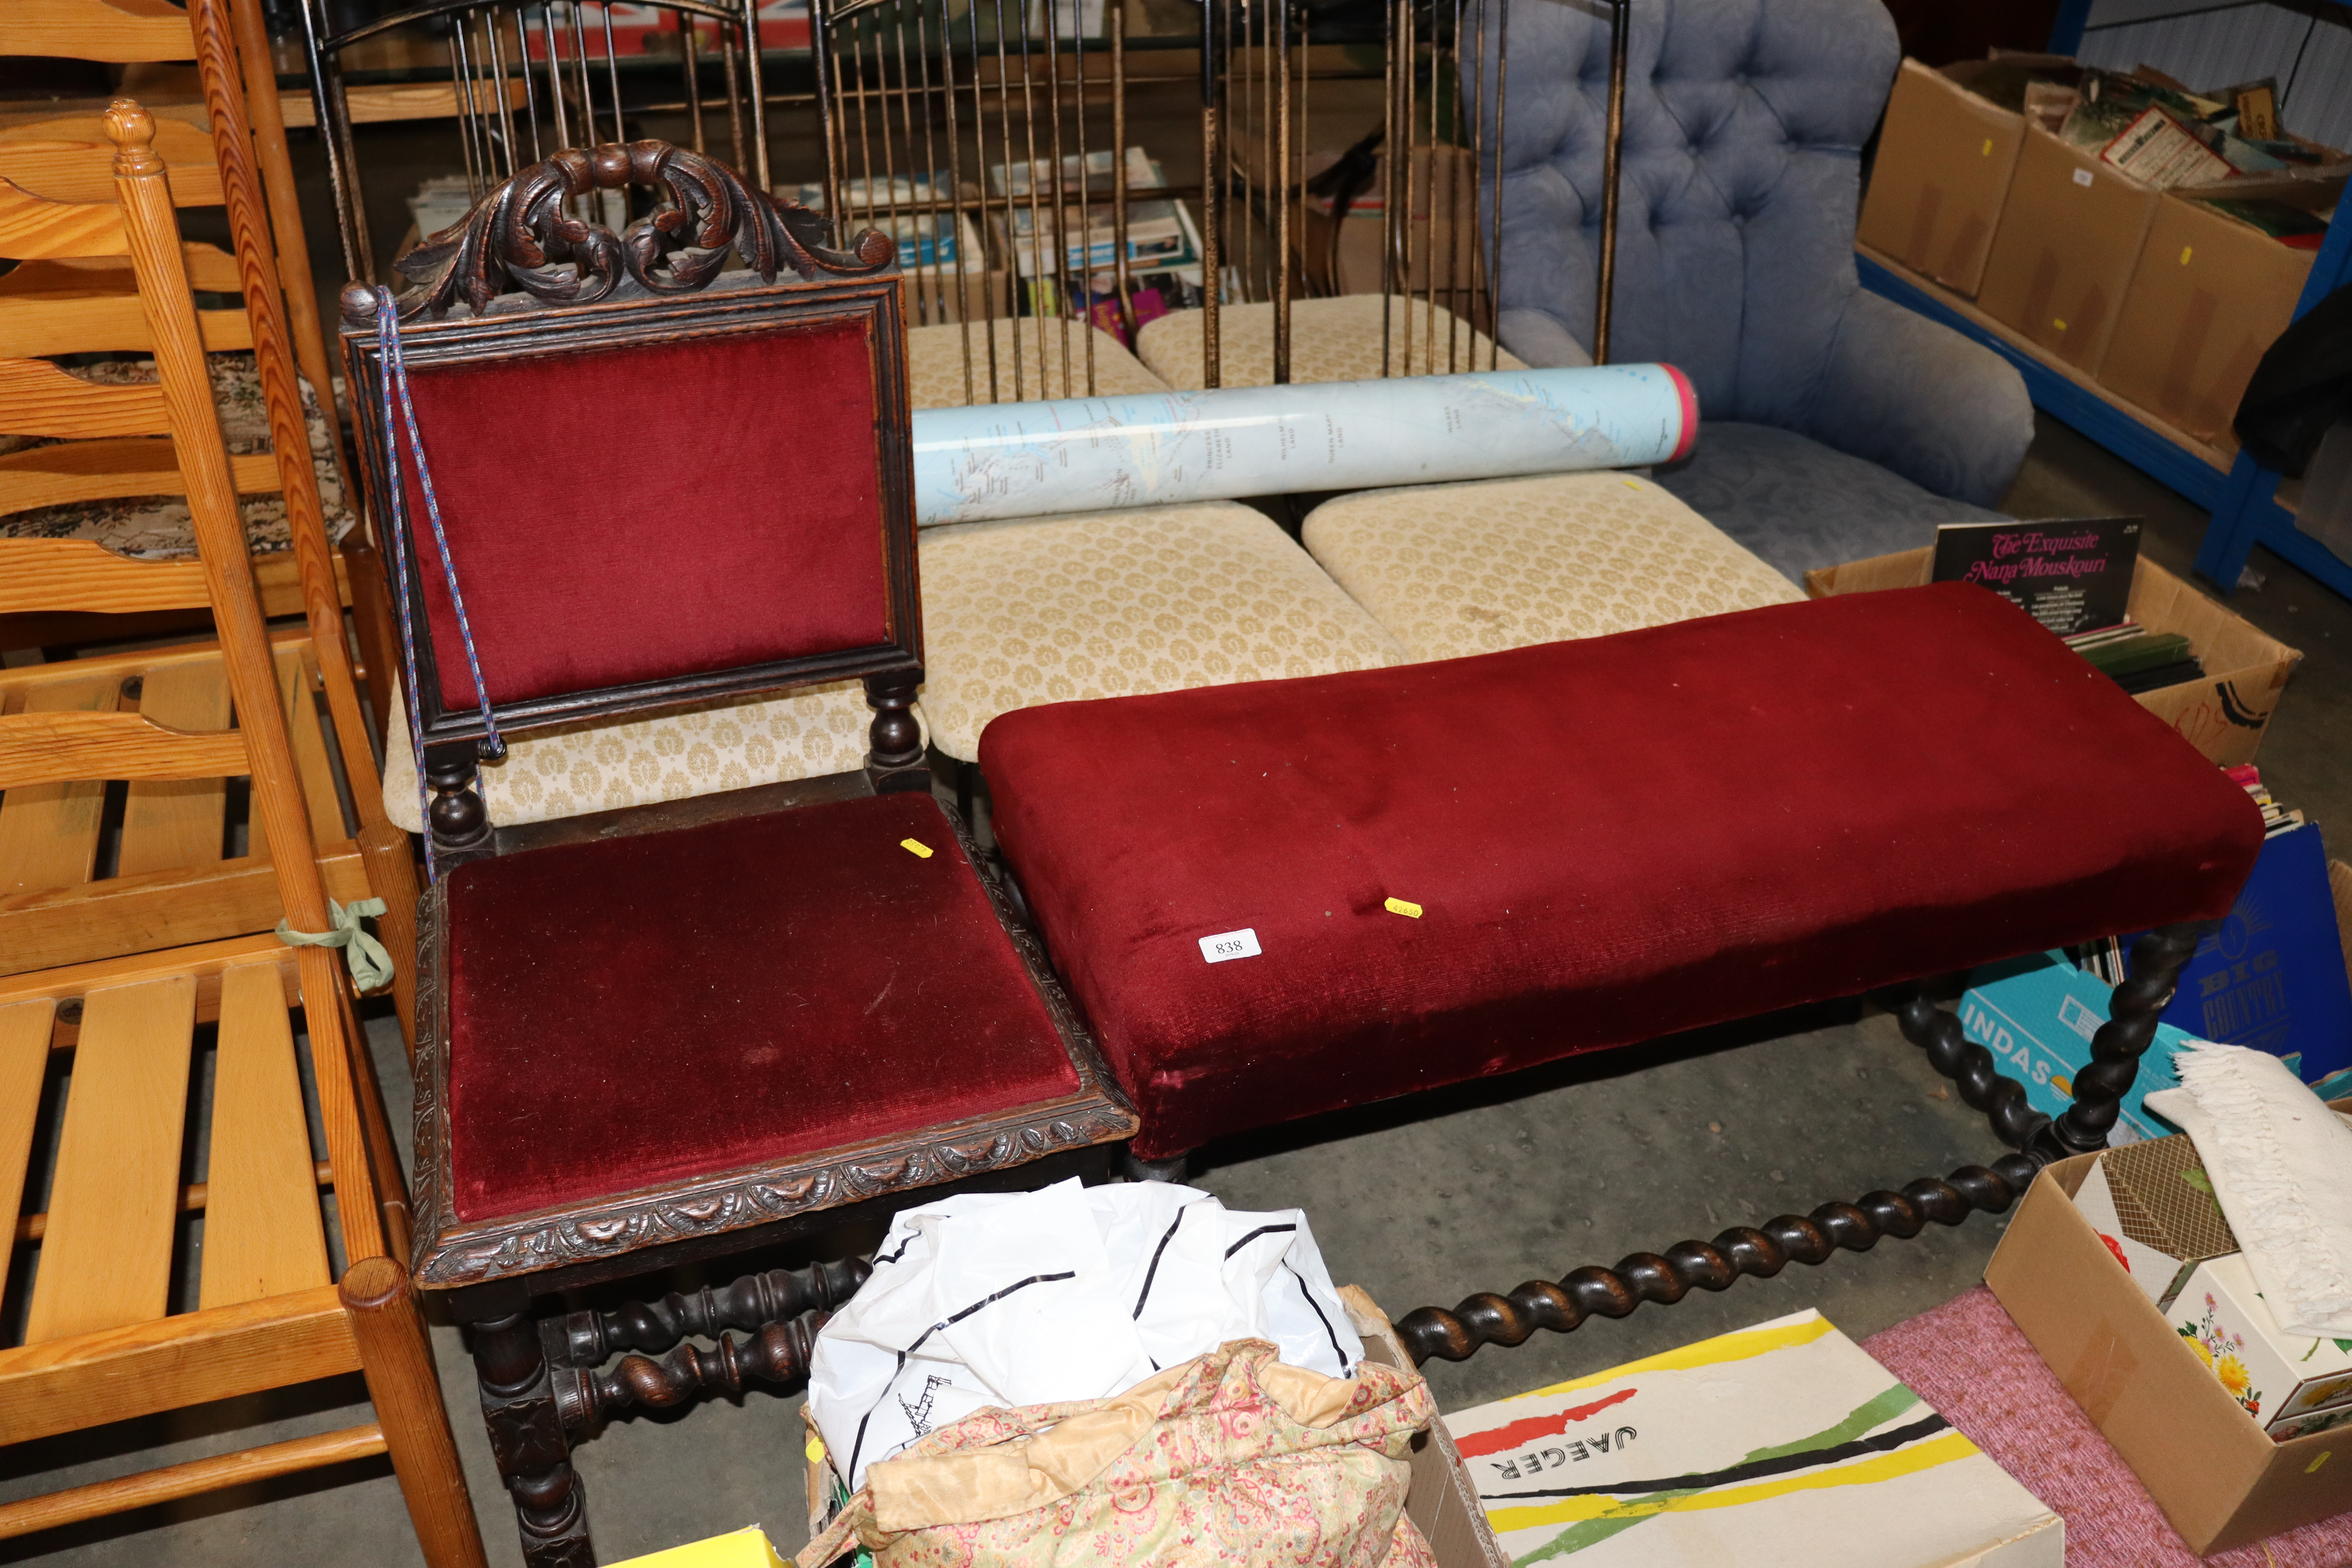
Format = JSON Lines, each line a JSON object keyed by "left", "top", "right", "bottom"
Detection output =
{"left": 103, "top": 97, "right": 162, "bottom": 178}
{"left": 340, "top": 281, "right": 383, "bottom": 328}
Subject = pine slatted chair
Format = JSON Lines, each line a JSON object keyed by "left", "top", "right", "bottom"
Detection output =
{"left": 0, "top": 100, "right": 483, "bottom": 1566}
{"left": 0, "top": 0, "right": 422, "bottom": 1045}
{"left": 0, "top": 0, "right": 362, "bottom": 648}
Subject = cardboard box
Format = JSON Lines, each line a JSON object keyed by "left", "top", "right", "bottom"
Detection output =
{"left": 802, "top": 1285, "right": 1510, "bottom": 1568}
{"left": 2173, "top": 1255, "right": 2352, "bottom": 1433}
{"left": 2071, "top": 1134, "right": 2236, "bottom": 1310}
{"left": 1858, "top": 58, "right": 2029, "bottom": 297}
{"left": 1440, "top": 1308, "right": 2063, "bottom": 1566}
{"left": 1804, "top": 548, "right": 2302, "bottom": 767}
{"left": 1344, "top": 1287, "right": 1510, "bottom": 1568}
{"left": 1977, "top": 123, "right": 2161, "bottom": 373}
{"left": 2097, "top": 190, "right": 2326, "bottom": 449}
{"left": 1984, "top": 1123, "right": 2352, "bottom": 1555}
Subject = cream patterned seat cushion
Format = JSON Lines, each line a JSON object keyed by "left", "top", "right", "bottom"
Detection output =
{"left": 1134, "top": 296, "right": 1526, "bottom": 391}
{"left": 380, "top": 679, "right": 913, "bottom": 832}
{"left": 0, "top": 352, "right": 354, "bottom": 557}
{"left": 1300, "top": 472, "right": 1804, "bottom": 662}
{"left": 915, "top": 502, "right": 1406, "bottom": 760}
{"left": 907, "top": 319, "right": 1169, "bottom": 408}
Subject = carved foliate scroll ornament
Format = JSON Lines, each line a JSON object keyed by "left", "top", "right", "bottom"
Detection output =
{"left": 396, "top": 139, "right": 895, "bottom": 319}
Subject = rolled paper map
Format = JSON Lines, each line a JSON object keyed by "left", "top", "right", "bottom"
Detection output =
{"left": 907, "top": 363, "right": 1697, "bottom": 527}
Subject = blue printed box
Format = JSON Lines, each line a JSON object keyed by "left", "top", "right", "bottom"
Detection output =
{"left": 1958, "top": 952, "right": 2203, "bottom": 1144}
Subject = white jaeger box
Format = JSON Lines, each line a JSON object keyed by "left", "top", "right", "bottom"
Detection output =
{"left": 1441, "top": 1309, "right": 2063, "bottom": 1567}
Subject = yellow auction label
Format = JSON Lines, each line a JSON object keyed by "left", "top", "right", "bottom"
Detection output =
{"left": 901, "top": 838, "right": 935, "bottom": 858}
{"left": 1385, "top": 897, "right": 1423, "bottom": 918}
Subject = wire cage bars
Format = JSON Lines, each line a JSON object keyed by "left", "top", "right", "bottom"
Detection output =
{"left": 299, "top": 0, "right": 777, "bottom": 282}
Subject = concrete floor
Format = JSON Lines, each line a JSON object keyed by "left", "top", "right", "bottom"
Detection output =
{"left": 5, "top": 418, "right": 2349, "bottom": 1565}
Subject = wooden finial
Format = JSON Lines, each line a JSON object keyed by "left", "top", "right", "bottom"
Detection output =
{"left": 340, "top": 281, "right": 383, "bottom": 327}
{"left": 103, "top": 98, "right": 162, "bottom": 178}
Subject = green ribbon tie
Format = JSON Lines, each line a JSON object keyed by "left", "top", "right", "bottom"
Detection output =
{"left": 277, "top": 898, "right": 394, "bottom": 992}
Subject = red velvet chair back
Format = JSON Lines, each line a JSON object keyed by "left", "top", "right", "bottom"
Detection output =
{"left": 341, "top": 140, "right": 912, "bottom": 756}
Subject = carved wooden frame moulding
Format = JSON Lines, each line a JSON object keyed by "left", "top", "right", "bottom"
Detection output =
{"left": 395, "top": 138, "right": 894, "bottom": 321}
{"left": 408, "top": 797, "right": 1138, "bottom": 1292}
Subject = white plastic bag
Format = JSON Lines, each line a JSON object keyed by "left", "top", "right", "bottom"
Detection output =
{"left": 805, "top": 1178, "right": 1361, "bottom": 1488}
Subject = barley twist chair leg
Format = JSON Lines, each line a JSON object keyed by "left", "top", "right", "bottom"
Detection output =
{"left": 342, "top": 1257, "right": 491, "bottom": 1568}
{"left": 2032, "top": 919, "right": 2214, "bottom": 1161}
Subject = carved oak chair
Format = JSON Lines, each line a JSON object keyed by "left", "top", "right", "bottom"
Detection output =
{"left": 0, "top": 0, "right": 360, "bottom": 639}
{"left": 0, "top": 100, "right": 483, "bottom": 1567}
{"left": 0, "top": 0, "right": 421, "bottom": 1045}
{"left": 345, "top": 139, "right": 1136, "bottom": 1566}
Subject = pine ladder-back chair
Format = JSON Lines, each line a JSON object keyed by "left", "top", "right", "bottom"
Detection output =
{"left": 345, "top": 138, "right": 1136, "bottom": 1566}
{"left": 0, "top": 101, "right": 484, "bottom": 1567}
{"left": 0, "top": 0, "right": 363, "bottom": 644}
{"left": 0, "top": 0, "right": 422, "bottom": 1046}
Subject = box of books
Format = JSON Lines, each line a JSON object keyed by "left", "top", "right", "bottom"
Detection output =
{"left": 2070, "top": 1134, "right": 2236, "bottom": 1308}
{"left": 2171, "top": 1255, "right": 2352, "bottom": 1434}
{"left": 1857, "top": 58, "right": 2034, "bottom": 296}
{"left": 1987, "top": 1134, "right": 2352, "bottom": 1554}
{"left": 2100, "top": 177, "right": 2338, "bottom": 447}
{"left": 1441, "top": 1310, "right": 2062, "bottom": 1567}
{"left": 1978, "top": 123, "right": 2161, "bottom": 372}
{"left": 1804, "top": 548, "right": 2299, "bottom": 766}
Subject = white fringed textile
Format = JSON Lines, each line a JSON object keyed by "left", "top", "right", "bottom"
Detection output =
{"left": 2145, "top": 1042, "right": 2352, "bottom": 1337}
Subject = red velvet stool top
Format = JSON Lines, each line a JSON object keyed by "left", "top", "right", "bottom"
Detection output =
{"left": 980, "top": 584, "right": 2265, "bottom": 1160}
{"left": 440, "top": 791, "right": 1082, "bottom": 1221}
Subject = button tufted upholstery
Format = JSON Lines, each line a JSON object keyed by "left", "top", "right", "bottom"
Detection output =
{"left": 1475, "top": 0, "right": 2033, "bottom": 571}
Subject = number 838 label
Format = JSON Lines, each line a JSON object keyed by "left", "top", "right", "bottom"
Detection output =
{"left": 1198, "top": 928, "right": 1262, "bottom": 964}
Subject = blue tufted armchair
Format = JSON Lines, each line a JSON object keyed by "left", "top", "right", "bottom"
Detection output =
{"left": 1474, "top": 0, "right": 2033, "bottom": 581}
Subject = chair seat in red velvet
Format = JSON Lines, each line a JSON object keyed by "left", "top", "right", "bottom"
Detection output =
{"left": 980, "top": 583, "right": 2265, "bottom": 1160}
{"left": 440, "top": 790, "right": 1082, "bottom": 1221}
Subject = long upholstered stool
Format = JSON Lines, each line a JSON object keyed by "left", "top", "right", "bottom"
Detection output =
{"left": 981, "top": 583, "right": 2263, "bottom": 1356}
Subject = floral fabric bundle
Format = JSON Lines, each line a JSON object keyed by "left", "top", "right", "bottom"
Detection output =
{"left": 799, "top": 1338, "right": 1436, "bottom": 1568}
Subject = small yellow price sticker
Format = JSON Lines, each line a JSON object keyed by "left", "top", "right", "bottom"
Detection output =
{"left": 807, "top": 1436, "right": 827, "bottom": 1463}
{"left": 1385, "top": 897, "right": 1423, "bottom": 918}
{"left": 901, "top": 838, "right": 935, "bottom": 858}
